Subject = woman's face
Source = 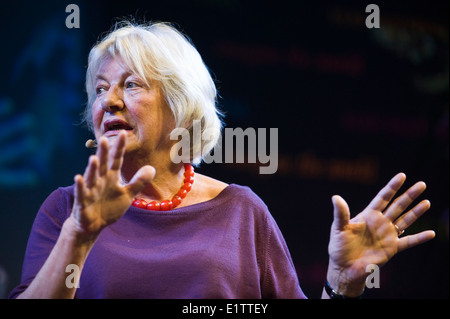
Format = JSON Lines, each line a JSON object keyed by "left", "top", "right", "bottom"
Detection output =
{"left": 92, "top": 56, "right": 176, "bottom": 159}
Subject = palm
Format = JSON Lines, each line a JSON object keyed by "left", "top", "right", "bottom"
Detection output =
{"left": 71, "top": 133, "right": 154, "bottom": 235}
{"left": 328, "top": 173, "right": 435, "bottom": 283}
{"left": 74, "top": 169, "right": 134, "bottom": 232}
{"left": 329, "top": 208, "right": 398, "bottom": 280}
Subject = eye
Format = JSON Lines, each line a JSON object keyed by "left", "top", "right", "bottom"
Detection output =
{"left": 96, "top": 86, "right": 106, "bottom": 95}
{"left": 126, "top": 81, "right": 139, "bottom": 89}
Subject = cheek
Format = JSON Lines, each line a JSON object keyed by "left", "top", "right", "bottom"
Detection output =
{"left": 91, "top": 103, "right": 104, "bottom": 136}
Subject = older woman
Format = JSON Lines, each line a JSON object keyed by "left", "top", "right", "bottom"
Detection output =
{"left": 9, "top": 21, "right": 434, "bottom": 299}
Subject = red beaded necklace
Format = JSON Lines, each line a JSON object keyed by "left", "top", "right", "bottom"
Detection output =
{"left": 131, "top": 164, "right": 194, "bottom": 211}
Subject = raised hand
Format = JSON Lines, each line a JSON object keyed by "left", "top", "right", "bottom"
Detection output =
{"left": 70, "top": 132, "right": 155, "bottom": 237}
{"left": 327, "top": 173, "right": 435, "bottom": 295}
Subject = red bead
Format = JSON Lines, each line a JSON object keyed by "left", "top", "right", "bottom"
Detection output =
{"left": 132, "top": 165, "right": 194, "bottom": 212}
{"left": 177, "top": 188, "right": 188, "bottom": 199}
{"left": 171, "top": 195, "right": 182, "bottom": 208}
{"left": 160, "top": 200, "right": 173, "bottom": 211}
{"left": 132, "top": 199, "right": 147, "bottom": 209}
{"left": 184, "top": 175, "right": 194, "bottom": 184}
{"left": 183, "top": 182, "right": 192, "bottom": 192}
{"left": 184, "top": 164, "right": 194, "bottom": 175}
{"left": 146, "top": 201, "right": 160, "bottom": 211}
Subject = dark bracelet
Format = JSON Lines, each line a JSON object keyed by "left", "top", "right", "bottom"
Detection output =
{"left": 324, "top": 281, "right": 364, "bottom": 299}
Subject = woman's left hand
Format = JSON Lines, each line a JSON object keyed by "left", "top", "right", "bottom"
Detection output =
{"left": 326, "top": 173, "right": 435, "bottom": 296}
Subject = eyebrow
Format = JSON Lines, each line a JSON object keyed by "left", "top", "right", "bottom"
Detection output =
{"left": 95, "top": 74, "right": 108, "bottom": 82}
{"left": 95, "top": 71, "right": 134, "bottom": 83}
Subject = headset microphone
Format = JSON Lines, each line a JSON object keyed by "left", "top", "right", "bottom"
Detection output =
{"left": 85, "top": 139, "right": 97, "bottom": 149}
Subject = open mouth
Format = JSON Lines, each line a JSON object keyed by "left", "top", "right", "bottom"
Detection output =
{"left": 103, "top": 119, "right": 133, "bottom": 134}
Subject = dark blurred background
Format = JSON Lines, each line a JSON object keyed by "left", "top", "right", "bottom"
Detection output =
{"left": 0, "top": 0, "right": 448, "bottom": 299}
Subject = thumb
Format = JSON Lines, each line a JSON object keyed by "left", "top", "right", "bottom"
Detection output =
{"left": 332, "top": 195, "right": 350, "bottom": 230}
{"left": 127, "top": 165, "right": 156, "bottom": 196}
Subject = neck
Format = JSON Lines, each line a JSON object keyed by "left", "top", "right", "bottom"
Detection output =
{"left": 121, "top": 153, "right": 186, "bottom": 201}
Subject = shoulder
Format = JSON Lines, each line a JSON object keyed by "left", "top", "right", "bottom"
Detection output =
{"left": 56, "top": 184, "right": 75, "bottom": 197}
{"left": 24, "top": 185, "right": 75, "bottom": 252}
{"left": 225, "top": 184, "right": 269, "bottom": 211}
{"left": 37, "top": 185, "right": 75, "bottom": 221}
{"left": 191, "top": 173, "right": 268, "bottom": 211}
{"left": 49, "top": 185, "right": 75, "bottom": 207}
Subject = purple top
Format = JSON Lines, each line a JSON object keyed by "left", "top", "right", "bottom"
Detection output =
{"left": 9, "top": 184, "right": 306, "bottom": 299}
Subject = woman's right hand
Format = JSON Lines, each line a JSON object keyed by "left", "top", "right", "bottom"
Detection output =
{"left": 70, "top": 131, "right": 155, "bottom": 238}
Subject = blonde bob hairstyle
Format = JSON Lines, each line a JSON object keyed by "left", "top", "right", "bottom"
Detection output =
{"left": 84, "top": 21, "right": 223, "bottom": 165}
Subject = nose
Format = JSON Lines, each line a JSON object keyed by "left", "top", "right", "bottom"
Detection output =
{"left": 101, "top": 85, "right": 124, "bottom": 113}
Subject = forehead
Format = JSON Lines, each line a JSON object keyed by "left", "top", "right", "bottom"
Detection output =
{"left": 95, "top": 55, "right": 132, "bottom": 79}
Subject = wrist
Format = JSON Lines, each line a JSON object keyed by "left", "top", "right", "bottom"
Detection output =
{"left": 62, "top": 215, "right": 100, "bottom": 248}
{"left": 324, "top": 281, "right": 364, "bottom": 299}
{"left": 326, "top": 262, "right": 366, "bottom": 298}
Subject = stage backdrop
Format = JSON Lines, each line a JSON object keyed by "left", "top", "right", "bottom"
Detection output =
{"left": 0, "top": 0, "right": 448, "bottom": 298}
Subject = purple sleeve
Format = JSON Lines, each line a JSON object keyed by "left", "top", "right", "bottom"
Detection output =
{"left": 8, "top": 187, "right": 73, "bottom": 298}
{"left": 260, "top": 211, "right": 307, "bottom": 299}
